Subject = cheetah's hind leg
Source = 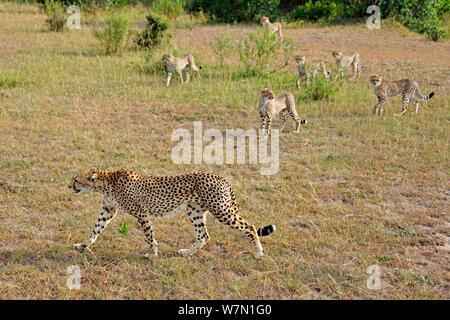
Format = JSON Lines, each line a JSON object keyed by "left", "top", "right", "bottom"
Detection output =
{"left": 178, "top": 203, "right": 210, "bottom": 257}
{"left": 207, "top": 198, "right": 271, "bottom": 259}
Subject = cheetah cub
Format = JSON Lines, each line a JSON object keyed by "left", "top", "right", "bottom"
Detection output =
{"left": 370, "top": 74, "right": 435, "bottom": 116}
{"left": 259, "top": 88, "right": 307, "bottom": 135}
{"left": 295, "top": 55, "right": 330, "bottom": 88}
{"left": 260, "top": 17, "right": 283, "bottom": 39}
{"left": 331, "top": 50, "right": 360, "bottom": 78}
{"left": 161, "top": 53, "right": 202, "bottom": 87}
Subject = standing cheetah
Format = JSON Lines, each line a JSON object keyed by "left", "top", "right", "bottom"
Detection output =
{"left": 69, "top": 169, "right": 276, "bottom": 259}
{"left": 259, "top": 88, "right": 307, "bottom": 135}
{"left": 331, "top": 50, "right": 360, "bottom": 78}
{"left": 260, "top": 16, "right": 283, "bottom": 39}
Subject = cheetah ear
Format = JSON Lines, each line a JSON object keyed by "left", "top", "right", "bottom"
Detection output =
{"left": 91, "top": 173, "right": 98, "bottom": 181}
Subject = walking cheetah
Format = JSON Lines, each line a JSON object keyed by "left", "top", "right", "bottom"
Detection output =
{"left": 331, "top": 50, "right": 360, "bottom": 78}
{"left": 69, "top": 169, "right": 276, "bottom": 259}
{"left": 161, "top": 53, "right": 202, "bottom": 87}
{"left": 370, "top": 74, "right": 435, "bottom": 116}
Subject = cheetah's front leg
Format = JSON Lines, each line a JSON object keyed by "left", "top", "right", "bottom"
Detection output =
{"left": 279, "top": 110, "right": 287, "bottom": 133}
{"left": 73, "top": 202, "right": 117, "bottom": 252}
{"left": 374, "top": 96, "right": 385, "bottom": 116}
{"left": 184, "top": 68, "right": 190, "bottom": 83}
{"left": 260, "top": 112, "right": 266, "bottom": 131}
{"left": 351, "top": 63, "right": 358, "bottom": 78}
{"left": 264, "top": 115, "right": 272, "bottom": 136}
{"left": 164, "top": 71, "right": 172, "bottom": 87}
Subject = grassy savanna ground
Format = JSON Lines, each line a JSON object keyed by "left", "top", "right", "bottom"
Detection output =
{"left": 0, "top": 3, "right": 449, "bottom": 299}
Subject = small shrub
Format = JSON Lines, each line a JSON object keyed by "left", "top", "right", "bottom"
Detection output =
{"left": 151, "top": 0, "right": 185, "bottom": 19}
{"left": 301, "top": 76, "right": 340, "bottom": 101}
{"left": 210, "top": 30, "right": 236, "bottom": 66}
{"left": 237, "top": 29, "right": 297, "bottom": 75}
{"left": 118, "top": 222, "right": 129, "bottom": 237}
{"left": 0, "top": 74, "right": 24, "bottom": 88}
{"left": 93, "top": 13, "right": 133, "bottom": 55}
{"left": 42, "top": 0, "right": 66, "bottom": 32}
{"left": 135, "top": 13, "right": 170, "bottom": 50}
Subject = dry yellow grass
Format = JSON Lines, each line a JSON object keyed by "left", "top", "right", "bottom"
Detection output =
{"left": 0, "top": 3, "right": 449, "bottom": 299}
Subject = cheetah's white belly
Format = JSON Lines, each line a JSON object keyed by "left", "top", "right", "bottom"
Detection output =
{"left": 160, "top": 203, "right": 187, "bottom": 219}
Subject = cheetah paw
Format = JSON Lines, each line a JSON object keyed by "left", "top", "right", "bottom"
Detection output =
{"left": 178, "top": 249, "right": 192, "bottom": 257}
{"left": 73, "top": 243, "right": 87, "bottom": 252}
{"left": 144, "top": 252, "right": 158, "bottom": 259}
{"left": 254, "top": 252, "right": 264, "bottom": 259}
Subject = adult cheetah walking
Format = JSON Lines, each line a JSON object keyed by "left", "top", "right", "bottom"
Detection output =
{"left": 69, "top": 169, "right": 276, "bottom": 259}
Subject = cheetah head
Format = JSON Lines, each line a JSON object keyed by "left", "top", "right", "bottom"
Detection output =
{"left": 295, "top": 55, "right": 306, "bottom": 65}
{"left": 161, "top": 53, "right": 172, "bottom": 63}
{"left": 261, "top": 88, "right": 275, "bottom": 101}
{"left": 370, "top": 74, "right": 383, "bottom": 87}
{"left": 69, "top": 169, "right": 104, "bottom": 194}
{"left": 260, "top": 17, "right": 269, "bottom": 25}
{"left": 331, "top": 50, "right": 342, "bottom": 59}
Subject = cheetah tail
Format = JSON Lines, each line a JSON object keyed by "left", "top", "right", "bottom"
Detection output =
{"left": 415, "top": 89, "right": 435, "bottom": 101}
{"left": 257, "top": 224, "right": 276, "bottom": 237}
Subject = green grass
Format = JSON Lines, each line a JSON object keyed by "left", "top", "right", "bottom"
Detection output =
{"left": 0, "top": 2, "right": 449, "bottom": 300}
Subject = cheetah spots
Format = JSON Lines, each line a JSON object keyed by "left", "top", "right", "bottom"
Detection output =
{"left": 71, "top": 169, "right": 275, "bottom": 259}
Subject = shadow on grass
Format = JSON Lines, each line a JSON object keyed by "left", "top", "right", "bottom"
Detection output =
{"left": 0, "top": 247, "right": 187, "bottom": 267}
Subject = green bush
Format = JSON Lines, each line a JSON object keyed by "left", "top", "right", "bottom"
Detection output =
{"left": 291, "top": 0, "right": 338, "bottom": 22}
{"left": 290, "top": 0, "right": 448, "bottom": 41}
{"left": 42, "top": 0, "right": 66, "bottom": 32}
{"left": 237, "top": 29, "right": 297, "bottom": 75}
{"left": 291, "top": 1, "right": 378, "bottom": 22}
{"left": 210, "top": 30, "right": 236, "bottom": 66}
{"left": 301, "top": 75, "right": 340, "bottom": 101}
{"left": 190, "top": 0, "right": 281, "bottom": 23}
{"left": 135, "top": 13, "right": 170, "bottom": 50}
{"left": 38, "top": 0, "right": 129, "bottom": 10}
{"left": 151, "top": 0, "right": 186, "bottom": 19}
{"left": 93, "top": 14, "right": 133, "bottom": 55}
{"left": 380, "top": 0, "right": 448, "bottom": 41}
